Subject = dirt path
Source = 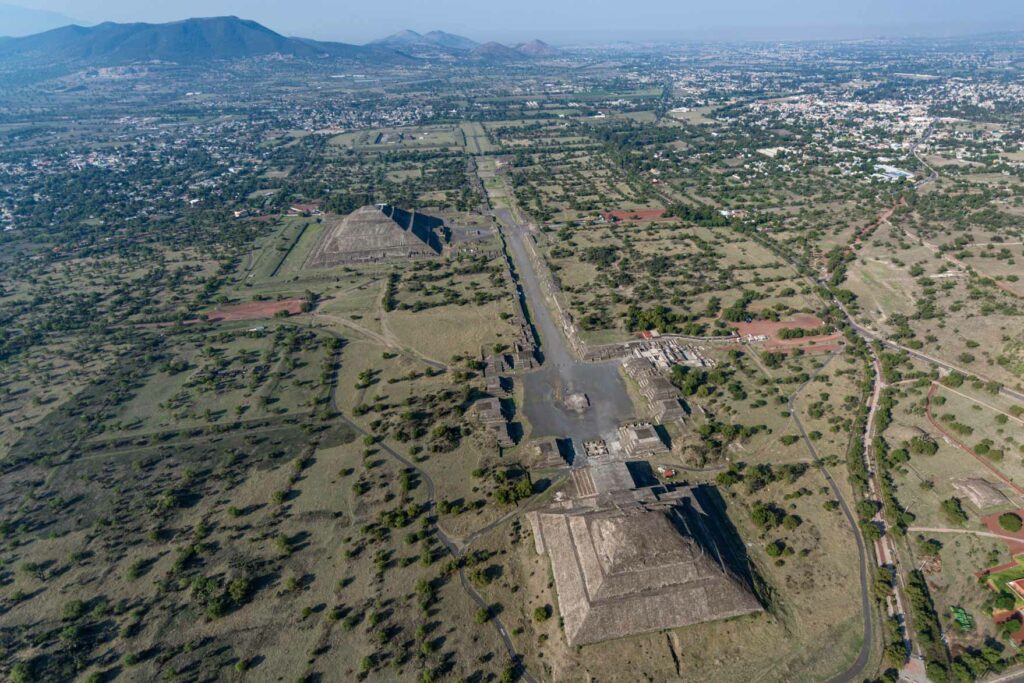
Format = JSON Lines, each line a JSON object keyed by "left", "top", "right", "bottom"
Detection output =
{"left": 320, "top": 326, "right": 538, "bottom": 683}
{"left": 865, "top": 359, "right": 917, "bottom": 661}
{"left": 925, "top": 383, "right": 1024, "bottom": 498}
{"left": 908, "top": 526, "right": 1024, "bottom": 545}
{"left": 935, "top": 382, "right": 1024, "bottom": 427}
{"left": 312, "top": 311, "right": 447, "bottom": 371}
{"left": 850, "top": 198, "right": 904, "bottom": 249}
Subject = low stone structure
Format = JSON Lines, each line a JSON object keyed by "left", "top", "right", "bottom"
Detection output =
{"left": 530, "top": 437, "right": 567, "bottom": 469}
{"left": 953, "top": 478, "right": 1010, "bottom": 510}
{"left": 623, "top": 357, "right": 686, "bottom": 422}
{"left": 472, "top": 397, "right": 513, "bottom": 448}
{"left": 618, "top": 422, "right": 669, "bottom": 457}
{"left": 582, "top": 439, "right": 609, "bottom": 458}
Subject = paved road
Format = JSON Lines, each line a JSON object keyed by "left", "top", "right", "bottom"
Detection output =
{"left": 846, "top": 317, "right": 1024, "bottom": 404}
{"left": 787, "top": 353, "right": 875, "bottom": 683}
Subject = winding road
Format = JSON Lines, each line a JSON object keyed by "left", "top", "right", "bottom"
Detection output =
{"left": 786, "top": 352, "right": 875, "bottom": 683}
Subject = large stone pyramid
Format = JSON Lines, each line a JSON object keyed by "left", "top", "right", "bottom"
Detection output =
{"left": 529, "top": 485, "right": 762, "bottom": 646}
{"left": 305, "top": 204, "right": 442, "bottom": 267}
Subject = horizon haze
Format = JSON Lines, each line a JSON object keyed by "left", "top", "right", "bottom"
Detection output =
{"left": 5, "top": 0, "right": 1024, "bottom": 43}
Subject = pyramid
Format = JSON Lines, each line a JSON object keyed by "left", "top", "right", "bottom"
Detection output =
{"left": 305, "top": 204, "right": 442, "bottom": 267}
{"left": 530, "top": 486, "right": 761, "bottom": 646}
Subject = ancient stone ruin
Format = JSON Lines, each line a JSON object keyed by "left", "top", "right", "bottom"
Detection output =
{"left": 529, "top": 469, "right": 761, "bottom": 646}
{"left": 305, "top": 204, "right": 443, "bottom": 267}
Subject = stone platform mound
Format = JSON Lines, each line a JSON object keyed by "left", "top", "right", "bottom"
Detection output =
{"left": 529, "top": 485, "right": 761, "bottom": 646}
{"left": 305, "top": 204, "right": 443, "bottom": 267}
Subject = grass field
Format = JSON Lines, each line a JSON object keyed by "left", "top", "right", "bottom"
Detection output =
{"left": 246, "top": 218, "right": 311, "bottom": 281}
{"left": 329, "top": 125, "right": 461, "bottom": 151}
{"left": 460, "top": 122, "right": 498, "bottom": 154}
{"left": 96, "top": 327, "right": 329, "bottom": 436}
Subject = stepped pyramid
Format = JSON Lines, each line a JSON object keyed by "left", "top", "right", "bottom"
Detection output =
{"left": 306, "top": 204, "right": 442, "bottom": 267}
{"left": 529, "top": 484, "right": 761, "bottom": 646}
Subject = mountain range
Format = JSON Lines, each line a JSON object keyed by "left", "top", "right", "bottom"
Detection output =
{"left": 0, "top": 16, "right": 404, "bottom": 66}
{"left": 370, "top": 28, "right": 560, "bottom": 59}
{"left": 370, "top": 29, "right": 480, "bottom": 52}
{"left": 0, "top": 16, "right": 561, "bottom": 77}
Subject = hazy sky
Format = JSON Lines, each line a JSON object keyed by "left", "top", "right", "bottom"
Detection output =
{"left": 13, "top": 0, "right": 1024, "bottom": 43}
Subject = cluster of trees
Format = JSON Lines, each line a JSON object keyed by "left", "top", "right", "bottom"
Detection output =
{"left": 383, "top": 271, "right": 400, "bottom": 312}
{"left": 664, "top": 202, "right": 730, "bottom": 226}
{"left": 491, "top": 467, "right": 535, "bottom": 505}
{"left": 906, "top": 570, "right": 951, "bottom": 680}
{"left": 717, "top": 462, "right": 808, "bottom": 495}
{"left": 624, "top": 304, "right": 715, "bottom": 336}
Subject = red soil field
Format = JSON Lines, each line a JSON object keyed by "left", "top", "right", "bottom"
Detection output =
{"left": 981, "top": 511, "right": 1024, "bottom": 554}
{"left": 734, "top": 314, "right": 842, "bottom": 354}
{"left": 601, "top": 209, "right": 666, "bottom": 223}
{"left": 206, "top": 298, "right": 305, "bottom": 322}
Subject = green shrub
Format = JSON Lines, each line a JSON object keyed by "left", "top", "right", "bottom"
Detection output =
{"left": 999, "top": 513, "right": 1023, "bottom": 532}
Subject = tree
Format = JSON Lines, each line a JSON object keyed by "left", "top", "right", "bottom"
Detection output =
{"left": 999, "top": 513, "right": 1022, "bottom": 532}
{"left": 940, "top": 498, "right": 969, "bottom": 527}
{"left": 10, "top": 662, "right": 31, "bottom": 683}
{"left": 751, "top": 502, "right": 784, "bottom": 530}
{"left": 228, "top": 577, "right": 252, "bottom": 604}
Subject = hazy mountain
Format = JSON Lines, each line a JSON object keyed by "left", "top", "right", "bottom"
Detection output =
{"left": 371, "top": 29, "right": 424, "bottom": 47}
{"left": 469, "top": 41, "right": 529, "bottom": 61}
{"left": 369, "top": 31, "right": 558, "bottom": 60}
{"left": 371, "top": 29, "right": 478, "bottom": 53}
{"left": 0, "top": 2, "right": 74, "bottom": 38}
{"left": 421, "top": 30, "right": 479, "bottom": 51}
{"left": 514, "top": 39, "right": 561, "bottom": 57}
{"left": 0, "top": 16, "right": 405, "bottom": 67}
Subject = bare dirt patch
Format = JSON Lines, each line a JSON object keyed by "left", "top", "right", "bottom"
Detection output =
{"left": 206, "top": 298, "right": 305, "bottom": 321}
{"left": 735, "top": 315, "right": 841, "bottom": 353}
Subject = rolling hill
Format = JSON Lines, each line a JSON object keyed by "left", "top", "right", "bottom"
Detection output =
{"left": 370, "top": 29, "right": 479, "bottom": 54}
{"left": 515, "top": 39, "right": 561, "bottom": 57}
{"left": 469, "top": 41, "right": 530, "bottom": 61}
{"left": 369, "top": 30, "right": 561, "bottom": 61}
